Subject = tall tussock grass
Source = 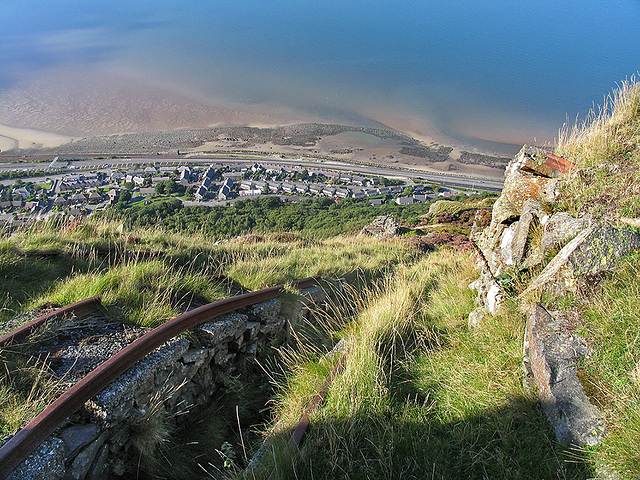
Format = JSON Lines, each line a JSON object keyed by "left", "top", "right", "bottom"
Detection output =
{"left": 557, "top": 75, "right": 640, "bottom": 168}
{"left": 555, "top": 75, "right": 640, "bottom": 220}
{"left": 251, "top": 248, "right": 586, "bottom": 480}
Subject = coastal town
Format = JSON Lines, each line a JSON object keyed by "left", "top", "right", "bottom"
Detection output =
{"left": 0, "top": 157, "right": 467, "bottom": 228}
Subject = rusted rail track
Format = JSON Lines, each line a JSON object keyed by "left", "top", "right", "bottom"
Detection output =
{"left": 0, "top": 296, "right": 103, "bottom": 348}
{"left": 289, "top": 344, "right": 350, "bottom": 447}
{"left": 0, "top": 276, "right": 319, "bottom": 479}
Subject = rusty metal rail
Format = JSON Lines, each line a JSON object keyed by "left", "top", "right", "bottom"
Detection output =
{"left": 289, "top": 344, "right": 350, "bottom": 448}
{"left": 0, "top": 276, "right": 319, "bottom": 479}
{"left": 0, "top": 296, "right": 103, "bottom": 348}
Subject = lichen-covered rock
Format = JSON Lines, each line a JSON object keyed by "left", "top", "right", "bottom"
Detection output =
{"left": 468, "top": 274, "right": 502, "bottom": 320}
{"left": 499, "top": 223, "right": 519, "bottom": 267}
{"left": 569, "top": 225, "right": 640, "bottom": 276}
{"left": 525, "top": 224, "right": 640, "bottom": 295}
{"left": 501, "top": 147, "right": 554, "bottom": 211}
{"left": 525, "top": 304, "right": 605, "bottom": 445}
{"left": 488, "top": 195, "right": 519, "bottom": 229}
{"left": 503, "top": 197, "right": 543, "bottom": 267}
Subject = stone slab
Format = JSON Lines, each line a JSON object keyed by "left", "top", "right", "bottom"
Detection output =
{"left": 525, "top": 304, "right": 605, "bottom": 445}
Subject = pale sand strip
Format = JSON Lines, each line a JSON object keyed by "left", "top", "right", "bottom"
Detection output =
{"left": 0, "top": 135, "right": 18, "bottom": 152}
{"left": 0, "top": 124, "right": 74, "bottom": 151}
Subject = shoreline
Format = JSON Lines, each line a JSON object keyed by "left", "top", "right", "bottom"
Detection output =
{"left": 0, "top": 121, "right": 514, "bottom": 181}
{"left": 0, "top": 124, "right": 75, "bottom": 151}
{"left": 0, "top": 68, "right": 521, "bottom": 181}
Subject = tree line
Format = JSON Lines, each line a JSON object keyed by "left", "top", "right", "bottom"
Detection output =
{"left": 102, "top": 196, "right": 453, "bottom": 238}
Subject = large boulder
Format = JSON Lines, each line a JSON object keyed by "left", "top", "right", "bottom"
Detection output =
{"left": 360, "top": 215, "right": 400, "bottom": 238}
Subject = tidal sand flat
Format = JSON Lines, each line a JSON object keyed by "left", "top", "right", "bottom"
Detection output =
{"left": 0, "top": 124, "right": 73, "bottom": 151}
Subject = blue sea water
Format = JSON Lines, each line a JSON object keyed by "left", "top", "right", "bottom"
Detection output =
{"left": 1, "top": 0, "right": 639, "bottom": 151}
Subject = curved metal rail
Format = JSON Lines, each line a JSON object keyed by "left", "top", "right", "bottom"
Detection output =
{"left": 0, "top": 296, "right": 103, "bottom": 348}
{"left": 289, "top": 345, "right": 349, "bottom": 447}
{"left": 0, "top": 276, "right": 319, "bottom": 479}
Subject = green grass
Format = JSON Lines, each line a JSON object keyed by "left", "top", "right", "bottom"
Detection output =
{"left": 0, "top": 352, "right": 64, "bottom": 436}
{"left": 573, "top": 253, "right": 640, "bottom": 478}
{"left": 249, "top": 248, "right": 589, "bottom": 479}
{"left": 0, "top": 217, "right": 418, "bottom": 441}
{"left": 34, "top": 259, "right": 229, "bottom": 328}
{"left": 427, "top": 197, "right": 495, "bottom": 218}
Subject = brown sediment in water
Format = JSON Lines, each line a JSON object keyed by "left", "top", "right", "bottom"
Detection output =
{"left": 0, "top": 69, "right": 513, "bottom": 179}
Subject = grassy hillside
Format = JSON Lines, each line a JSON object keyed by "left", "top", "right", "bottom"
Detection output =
{"left": 0, "top": 216, "right": 421, "bottom": 442}
{"left": 243, "top": 78, "right": 640, "bottom": 480}
{"left": 246, "top": 249, "right": 588, "bottom": 480}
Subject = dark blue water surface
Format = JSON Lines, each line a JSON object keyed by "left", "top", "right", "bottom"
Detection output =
{"left": 1, "top": 0, "right": 639, "bottom": 150}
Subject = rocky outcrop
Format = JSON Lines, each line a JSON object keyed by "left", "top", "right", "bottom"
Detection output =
{"left": 469, "top": 144, "right": 638, "bottom": 447}
{"left": 523, "top": 224, "right": 640, "bottom": 296}
{"left": 360, "top": 215, "right": 400, "bottom": 238}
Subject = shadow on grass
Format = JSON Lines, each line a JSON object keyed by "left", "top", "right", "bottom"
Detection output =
{"left": 250, "top": 396, "right": 593, "bottom": 480}
{"left": 0, "top": 253, "right": 98, "bottom": 325}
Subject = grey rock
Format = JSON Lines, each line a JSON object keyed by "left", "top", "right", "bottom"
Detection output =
{"left": 359, "top": 215, "right": 400, "bottom": 238}
{"left": 85, "top": 444, "right": 110, "bottom": 480}
{"left": 542, "top": 178, "right": 561, "bottom": 203}
{"left": 60, "top": 424, "right": 101, "bottom": 459}
{"left": 489, "top": 195, "right": 519, "bottom": 230}
{"left": 499, "top": 223, "right": 519, "bottom": 266}
{"left": 524, "top": 224, "right": 640, "bottom": 295}
{"left": 569, "top": 225, "right": 640, "bottom": 276}
{"left": 181, "top": 348, "right": 207, "bottom": 365}
{"left": 64, "top": 431, "right": 108, "bottom": 480}
{"left": 525, "top": 304, "right": 605, "bottom": 445}
{"left": 94, "top": 338, "right": 189, "bottom": 422}
{"left": 467, "top": 307, "right": 485, "bottom": 328}
{"left": 6, "top": 437, "right": 66, "bottom": 480}
{"left": 298, "top": 286, "right": 326, "bottom": 309}
{"left": 245, "top": 321, "right": 260, "bottom": 341}
{"left": 502, "top": 198, "right": 541, "bottom": 267}
{"left": 108, "top": 426, "right": 130, "bottom": 454}
{"left": 197, "top": 313, "right": 248, "bottom": 346}
{"left": 248, "top": 299, "right": 281, "bottom": 324}
{"left": 511, "top": 197, "right": 541, "bottom": 265}
{"left": 541, "top": 213, "right": 591, "bottom": 253}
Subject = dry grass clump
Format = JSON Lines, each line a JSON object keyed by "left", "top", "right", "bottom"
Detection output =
{"left": 555, "top": 76, "right": 640, "bottom": 221}
{"left": 0, "top": 352, "right": 64, "bottom": 436}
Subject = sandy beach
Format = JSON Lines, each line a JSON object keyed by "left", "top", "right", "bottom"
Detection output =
{"left": 0, "top": 124, "right": 74, "bottom": 151}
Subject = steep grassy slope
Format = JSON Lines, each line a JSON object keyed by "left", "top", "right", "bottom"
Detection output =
{"left": 245, "top": 78, "right": 640, "bottom": 480}
{"left": 248, "top": 249, "right": 588, "bottom": 479}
